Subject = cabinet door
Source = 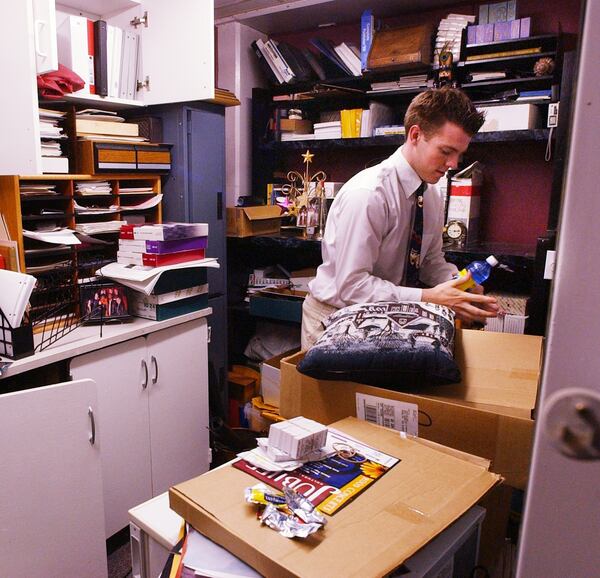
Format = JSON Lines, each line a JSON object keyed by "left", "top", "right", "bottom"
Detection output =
{"left": 146, "top": 318, "right": 210, "bottom": 494}
{"left": 32, "top": 0, "right": 58, "bottom": 74}
{"left": 116, "top": 0, "right": 214, "bottom": 105}
{"left": 0, "top": 379, "right": 107, "bottom": 577}
{"left": 71, "top": 337, "right": 153, "bottom": 538}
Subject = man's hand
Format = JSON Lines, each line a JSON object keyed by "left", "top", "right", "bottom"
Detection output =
{"left": 422, "top": 273, "right": 500, "bottom": 323}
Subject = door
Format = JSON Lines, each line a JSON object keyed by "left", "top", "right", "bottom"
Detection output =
{"left": 146, "top": 318, "right": 210, "bottom": 494}
{"left": 32, "top": 0, "right": 58, "bottom": 74}
{"left": 0, "top": 379, "right": 107, "bottom": 577}
{"left": 516, "top": 1, "right": 600, "bottom": 575}
{"left": 187, "top": 106, "right": 227, "bottom": 295}
{"left": 71, "top": 337, "right": 153, "bottom": 538}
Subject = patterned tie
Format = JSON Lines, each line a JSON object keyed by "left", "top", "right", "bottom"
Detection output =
{"left": 404, "top": 181, "right": 427, "bottom": 287}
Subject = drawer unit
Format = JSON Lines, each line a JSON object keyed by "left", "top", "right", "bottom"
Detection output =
{"left": 77, "top": 141, "right": 172, "bottom": 174}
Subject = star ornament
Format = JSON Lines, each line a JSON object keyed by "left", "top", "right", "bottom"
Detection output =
{"left": 301, "top": 150, "right": 314, "bottom": 164}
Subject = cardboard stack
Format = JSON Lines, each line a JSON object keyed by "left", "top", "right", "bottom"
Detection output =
{"left": 120, "top": 223, "right": 211, "bottom": 321}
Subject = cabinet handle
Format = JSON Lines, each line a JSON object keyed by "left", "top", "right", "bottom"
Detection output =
{"left": 141, "top": 359, "right": 148, "bottom": 389}
{"left": 151, "top": 355, "right": 159, "bottom": 384}
{"left": 217, "top": 192, "right": 223, "bottom": 221}
{"left": 34, "top": 20, "right": 47, "bottom": 58}
{"left": 88, "top": 407, "right": 96, "bottom": 445}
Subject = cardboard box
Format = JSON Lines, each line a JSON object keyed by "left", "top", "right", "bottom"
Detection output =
{"left": 261, "top": 348, "right": 300, "bottom": 407}
{"left": 280, "top": 329, "right": 543, "bottom": 489}
{"left": 226, "top": 206, "right": 281, "bottom": 238}
{"left": 170, "top": 417, "right": 500, "bottom": 578}
{"left": 477, "top": 103, "right": 541, "bottom": 132}
{"left": 249, "top": 288, "right": 305, "bottom": 323}
{"left": 279, "top": 118, "right": 313, "bottom": 134}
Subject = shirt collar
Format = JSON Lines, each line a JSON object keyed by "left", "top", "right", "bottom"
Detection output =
{"left": 393, "top": 146, "right": 426, "bottom": 199}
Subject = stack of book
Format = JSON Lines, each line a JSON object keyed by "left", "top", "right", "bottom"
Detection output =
{"left": 39, "top": 108, "right": 68, "bottom": 174}
{"left": 252, "top": 36, "right": 363, "bottom": 85}
{"left": 340, "top": 109, "right": 363, "bottom": 138}
{"left": 313, "top": 121, "right": 342, "bottom": 140}
{"left": 75, "top": 109, "right": 147, "bottom": 143}
{"left": 434, "top": 13, "right": 476, "bottom": 67}
{"left": 369, "top": 75, "right": 431, "bottom": 93}
{"left": 467, "top": 1, "right": 531, "bottom": 45}
{"left": 120, "top": 223, "right": 211, "bottom": 321}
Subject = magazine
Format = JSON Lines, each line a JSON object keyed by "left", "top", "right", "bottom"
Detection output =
{"left": 232, "top": 428, "right": 399, "bottom": 515}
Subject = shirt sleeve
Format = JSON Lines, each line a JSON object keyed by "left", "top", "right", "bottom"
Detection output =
{"left": 419, "top": 196, "right": 459, "bottom": 287}
{"left": 331, "top": 186, "right": 423, "bottom": 305}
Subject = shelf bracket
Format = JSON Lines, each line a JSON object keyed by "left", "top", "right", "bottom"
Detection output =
{"left": 130, "top": 11, "right": 148, "bottom": 28}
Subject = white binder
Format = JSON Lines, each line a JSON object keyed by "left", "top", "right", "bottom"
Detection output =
{"left": 0, "top": 270, "right": 37, "bottom": 328}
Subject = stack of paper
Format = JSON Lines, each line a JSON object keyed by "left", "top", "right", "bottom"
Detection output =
{"left": 75, "top": 181, "right": 112, "bottom": 195}
{"left": 74, "top": 200, "right": 120, "bottom": 215}
{"left": 434, "top": 13, "right": 476, "bottom": 67}
{"left": 369, "top": 75, "right": 431, "bottom": 93}
{"left": 39, "top": 109, "right": 68, "bottom": 174}
{"left": 20, "top": 184, "right": 59, "bottom": 197}
{"left": 76, "top": 221, "right": 123, "bottom": 234}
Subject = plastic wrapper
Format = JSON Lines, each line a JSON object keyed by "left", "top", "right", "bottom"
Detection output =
{"left": 244, "top": 483, "right": 326, "bottom": 539}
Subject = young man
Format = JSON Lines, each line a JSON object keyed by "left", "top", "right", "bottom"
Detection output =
{"left": 301, "top": 87, "right": 499, "bottom": 349}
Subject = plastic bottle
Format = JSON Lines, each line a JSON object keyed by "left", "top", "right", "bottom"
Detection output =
{"left": 456, "top": 255, "right": 499, "bottom": 291}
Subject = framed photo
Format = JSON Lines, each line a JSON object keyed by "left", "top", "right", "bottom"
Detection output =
{"left": 80, "top": 282, "right": 131, "bottom": 323}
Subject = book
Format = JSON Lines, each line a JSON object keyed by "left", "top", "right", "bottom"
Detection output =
{"left": 134, "top": 284, "right": 208, "bottom": 305}
{"left": 129, "top": 292, "right": 209, "bottom": 321}
{"left": 309, "top": 37, "right": 352, "bottom": 77}
{"left": 465, "top": 46, "right": 541, "bottom": 61}
{"left": 75, "top": 119, "right": 139, "bottom": 136}
{"left": 119, "top": 236, "right": 208, "bottom": 254}
{"left": 233, "top": 428, "right": 399, "bottom": 515}
{"left": 251, "top": 40, "right": 280, "bottom": 85}
{"left": 0, "top": 270, "right": 37, "bottom": 328}
{"left": 93, "top": 20, "right": 108, "bottom": 96}
{"left": 255, "top": 38, "right": 285, "bottom": 84}
{"left": 133, "top": 222, "right": 209, "bottom": 241}
{"left": 119, "top": 248, "right": 206, "bottom": 267}
{"left": 360, "top": 9, "right": 375, "bottom": 71}
{"left": 277, "top": 42, "right": 314, "bottom": 81}
{"left": 301, "top": 48, "right": 326, "bottom": 80}
{"left": 334, "top": 42, "right": 361, "bottom": 76}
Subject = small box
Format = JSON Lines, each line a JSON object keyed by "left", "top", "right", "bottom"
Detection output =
{"left": 477, "top": 103, "right": 541, "bottom": 132}
{"left": 493, "top": 20, "right": 511, "bottom": 41}
{"left": 226, "top": 206, "right": 281, "bottom": 237}
{"left": 279, "top": 118, "right": 313, "bottom": 133}
{"left": 280, "top": 329, "right": 543, "bottom": 490}
{"left": 268, "top": 415, "right": 327, "bottom": 459}
{"left": 519, "top": 16, "right": 531, "bottom": 37}
{"left": 488, "top": 1, "right": 508, "bottom": 23}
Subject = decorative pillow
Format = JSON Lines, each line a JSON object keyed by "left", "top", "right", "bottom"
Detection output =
{"left": 297, "top": 301, "right": 461, "bottom": 388}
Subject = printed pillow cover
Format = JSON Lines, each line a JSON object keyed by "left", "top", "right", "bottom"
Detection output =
{"left": 298, "top": 301, "right": 461, "bottom": 388}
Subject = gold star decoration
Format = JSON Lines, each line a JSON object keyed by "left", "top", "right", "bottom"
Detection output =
{"left": 301, "top": 149, "right": 314, "bottom": 165}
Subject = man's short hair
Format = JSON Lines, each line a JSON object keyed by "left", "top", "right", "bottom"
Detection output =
{"left": 404, "top": 87, "right": 485, "bottom": 137}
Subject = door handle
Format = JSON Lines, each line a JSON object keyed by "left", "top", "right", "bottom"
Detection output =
{"left": 141, "top": 359, "right": 148, "bottom": 389}
{"left": 88, "top": 407, "right": 96, "bottom": 445}
{"left": 217, "top": 191, "right": 223, "bottom": 220}
{"left": 151, "top": 355, "right": 159, "bottom": 385}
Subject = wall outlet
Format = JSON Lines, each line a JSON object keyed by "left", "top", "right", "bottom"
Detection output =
{"left": 548, "top": 103, "right": 560, "bottom": 128}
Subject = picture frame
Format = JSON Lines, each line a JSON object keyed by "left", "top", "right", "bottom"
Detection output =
{"left": 79, "top": 282, "right": 131, "bottom": 324}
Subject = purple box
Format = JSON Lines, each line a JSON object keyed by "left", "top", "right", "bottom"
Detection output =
{"left": 519, "top": 17, "right": 531, "bottom": 37}
{"left": 510, "top": 19, "right": 521, "bottom": 38}
{"left": 494, "top": 21, "right": 511, "bottom": 41}
{"left": 482, "top": 23, "right": 495, "bottom": 43}
{"left": 467, "top": 25, "right": 478, "bottom": 45}
{"left": 145, "top": 236, "right": 208, "bottom": 254}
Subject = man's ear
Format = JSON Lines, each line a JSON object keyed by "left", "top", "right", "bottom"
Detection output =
{"left": 406, "top": 124, "right": 422, "bottom": 145}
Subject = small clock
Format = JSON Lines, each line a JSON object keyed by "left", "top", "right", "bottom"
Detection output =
{"left": 444, "top": 220, "right": 467, "bottom": 247}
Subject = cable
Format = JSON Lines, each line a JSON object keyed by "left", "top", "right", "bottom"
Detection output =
{"left": 545, "top": 126, "right": 554, "bottom": 162}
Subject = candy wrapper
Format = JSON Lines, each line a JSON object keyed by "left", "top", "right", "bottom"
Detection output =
{"left": 244, "top": 483, "right": 327, "bottom": 539}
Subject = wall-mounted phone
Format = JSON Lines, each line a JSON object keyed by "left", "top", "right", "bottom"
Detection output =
{"left": 548, "top": 102, "right": 559, "bottom": 128}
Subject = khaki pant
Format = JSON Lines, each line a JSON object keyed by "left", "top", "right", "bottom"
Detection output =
{"left": 301, "top": 293, "right": 338, "bottom": 350}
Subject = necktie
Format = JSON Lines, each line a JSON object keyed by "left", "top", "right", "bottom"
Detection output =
{"left": 404, "top": 181, "right": 427, "bottom": 288}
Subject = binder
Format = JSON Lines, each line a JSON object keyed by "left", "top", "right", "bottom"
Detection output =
{"left": 94, "top": 20, "right": 108, "bottom": 96}
{"left": 56, "top": 15, "right": 89, "bottom": 94}
{"left": 309, "top": 37, "right": 352, "bottom": 76}
{"left": 142, "top": 248, "right": 206, "bottom": 267}
{"left": 86, "top": 19, "right": 96, "bottom": 94}
{"left": 0, "top": 270, "right": 37, "bottom": 328}
{"left": 251, "top": 40, "right": 279, "bottom": 85}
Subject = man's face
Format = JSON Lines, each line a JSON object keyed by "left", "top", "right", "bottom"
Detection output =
{"left": 408, "top": 121, "right": 472, "bottom": 184}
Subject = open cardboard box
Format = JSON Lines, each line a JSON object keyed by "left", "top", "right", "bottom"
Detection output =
{"left": 280, "top": 329, "right": 543, "bottom": 490}
{"left": 226, "top": 206, "right": 282, "bottom": 237}
{"left": 170, "top": 417, "right": 500, "bottom": 578}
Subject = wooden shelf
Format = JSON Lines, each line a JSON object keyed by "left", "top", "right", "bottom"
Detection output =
{"left": 459, "top": 51, "right": 557, "bottom": 68}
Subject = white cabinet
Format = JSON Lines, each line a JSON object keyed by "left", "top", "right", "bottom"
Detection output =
{"left": 0, "top": 379, "right": 107, "bottom": 578}
{"left": 1, "top": 0, "right": 214, "bottom": 174}
{"left": 70, "top": 317, "right": 210, "bottom": 538}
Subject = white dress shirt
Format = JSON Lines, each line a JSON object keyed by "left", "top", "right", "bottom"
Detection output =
{"left": 308, "top": 146, "right": 458, "bottom": 308}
